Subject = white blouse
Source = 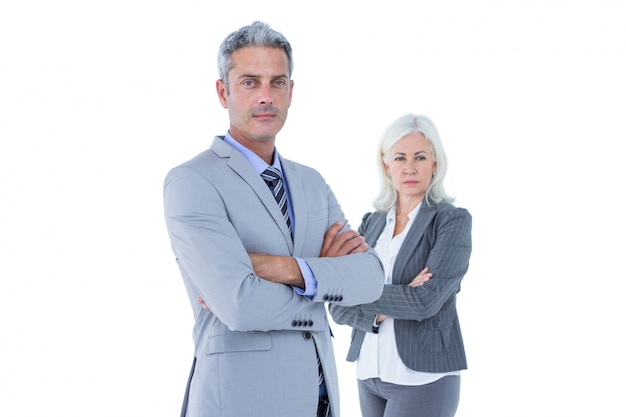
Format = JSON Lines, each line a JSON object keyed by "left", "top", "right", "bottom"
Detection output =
{"left": 356, "top": 203, "right": 460, "bottom": 385}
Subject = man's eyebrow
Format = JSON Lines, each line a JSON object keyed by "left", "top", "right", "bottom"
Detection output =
{"left": 236, "top": 73, "right": 289, "bottom": 79}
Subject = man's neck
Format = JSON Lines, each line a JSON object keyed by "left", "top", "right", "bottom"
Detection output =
{"left": 228, "top": 131, "right": 275, "bottom": 165}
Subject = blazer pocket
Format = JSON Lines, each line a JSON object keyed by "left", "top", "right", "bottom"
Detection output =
{"left": 416, "top": 318, "right": 453, "bottom": 354}
{"left": 206, "top": 332, "right": 272, "bottom": 354}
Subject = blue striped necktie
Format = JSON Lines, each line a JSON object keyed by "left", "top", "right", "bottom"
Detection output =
{"left": 261, "top": 167, "right": 292, "bottom": 236}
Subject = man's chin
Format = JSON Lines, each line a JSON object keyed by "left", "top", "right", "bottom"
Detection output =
{"left": 253, "top": 125, "right": 284, "bottom": 139}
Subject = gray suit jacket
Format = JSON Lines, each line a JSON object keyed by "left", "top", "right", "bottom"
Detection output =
{"left": 329, "top": 202, "right": 472, "bottom": 373}
{"left": 163, "top": 137, "right": 385, "bottom": 417}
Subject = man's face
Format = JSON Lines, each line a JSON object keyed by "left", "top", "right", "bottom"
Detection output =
{"left": 216, "top": 46, "right": 293, "bottom": 147}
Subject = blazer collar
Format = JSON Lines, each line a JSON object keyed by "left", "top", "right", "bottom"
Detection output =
{"left": 277, "top": 159, "right": 304, "bottom": 253}
{"left": 211, "top": 136, "right": 294, "bottom": 251}
{"left": 392, "top": 202, "right": 438, "bottom": 280}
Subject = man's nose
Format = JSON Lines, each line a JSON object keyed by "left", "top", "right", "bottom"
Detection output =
{"left": 258, "top": 85, "right": 274, "bottom": 105}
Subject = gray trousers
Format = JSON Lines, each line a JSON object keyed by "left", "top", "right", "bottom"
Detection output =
{"left": 357, "top": 376, "right": 460, "bottom": 417}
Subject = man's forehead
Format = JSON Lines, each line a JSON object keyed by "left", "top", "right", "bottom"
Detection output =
{"left": 230, "top": 47, "right": 290, "bottom": 76}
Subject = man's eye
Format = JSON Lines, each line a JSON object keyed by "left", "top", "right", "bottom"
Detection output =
{"left": 242, "top": 80, "right": 255, "bottom": 87}
{"left": 273, "top": 80, "right": 287, "bottom": 87}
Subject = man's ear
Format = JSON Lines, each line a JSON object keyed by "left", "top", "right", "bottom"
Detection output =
{"left": 216, "top": 79, "right": 228, "bottom": 109}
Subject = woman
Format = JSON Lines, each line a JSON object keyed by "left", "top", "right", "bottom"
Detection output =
{"left": 329, "top": 114, "right": 472, "bottom": 417}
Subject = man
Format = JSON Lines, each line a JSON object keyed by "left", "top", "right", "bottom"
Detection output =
{"left": 163, "top": 21, "right": 385, "bottom": 417}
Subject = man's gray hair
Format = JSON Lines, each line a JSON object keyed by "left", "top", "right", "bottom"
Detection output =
{"left": 218, "top": 21, "right": 293, "bottom": 90}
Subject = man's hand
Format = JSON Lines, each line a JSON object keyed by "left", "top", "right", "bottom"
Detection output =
{"left": 319, "top": 221, "right": 368, "bottom": 258}
{"left": 197, "top": 222, "right": 369, "bottom": 308}
{"left": 197, "top": 295, "right": 210, "bottom": 311}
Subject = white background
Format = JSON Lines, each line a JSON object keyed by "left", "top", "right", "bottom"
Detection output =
{"left": 1, "top": 1, "right": 625, "bottom": 416}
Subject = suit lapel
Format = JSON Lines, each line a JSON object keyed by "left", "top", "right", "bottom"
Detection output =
{"left": 280, "top": 158, "right": 301, "bottom": 252}
{"left": 211, "top": 137, "right": 294, "bottom": 250}
{"left": 392, "top": 203, "right": 437, "bottom": 284}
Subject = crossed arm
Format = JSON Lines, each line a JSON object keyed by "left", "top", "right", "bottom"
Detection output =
{"left": 197, "top": 221, "right": 370, "bottom": 310}
{"left": 197, "top": 221, "right": 431, "bottom": 311}
{"left": 375, "top": 267, "right": 431, "bottom": 324}
{"left": 249, "top": 221, "right": 368, "bottom": 288}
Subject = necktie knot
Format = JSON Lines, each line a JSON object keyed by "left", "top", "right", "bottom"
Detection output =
{"left": 261, "top": 167, "right": 281, "bottom": 188}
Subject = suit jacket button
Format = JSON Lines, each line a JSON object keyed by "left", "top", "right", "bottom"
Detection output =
{"left": 308, "top": 320, "right": 314, "bottom": 327}
{"left": 297, "top": 320, "right": 304, "bottom": 327}
{"left": 292, "top": 320, "right": 298, "bottom": 327}
{"left": 338, "top": 295, "right": 344, "bottom": 301}
{"left": 323, "top": 295, "right": 330, "bottom": 301}
{"left": 303, "top": 331, "right": 312, "bottom": 340}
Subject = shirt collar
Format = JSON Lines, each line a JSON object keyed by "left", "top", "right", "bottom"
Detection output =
{"left": 224, "top": 132, "right": 282, "bottom": 175}
{"left": 386, "top": 202, "right": 422, "bottom": 226}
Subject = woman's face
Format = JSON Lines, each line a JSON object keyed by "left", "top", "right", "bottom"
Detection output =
{"left": 384, "top": 132, "right": 437, "bottom": 202}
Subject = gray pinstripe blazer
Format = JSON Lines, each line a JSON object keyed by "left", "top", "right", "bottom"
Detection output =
{"left": 329, "top": 202, "right": 472, "bottom": 373}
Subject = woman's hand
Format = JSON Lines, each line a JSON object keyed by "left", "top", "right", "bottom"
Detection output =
{"left": 407, "top": 267, "right": 432, "bottom": 288}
